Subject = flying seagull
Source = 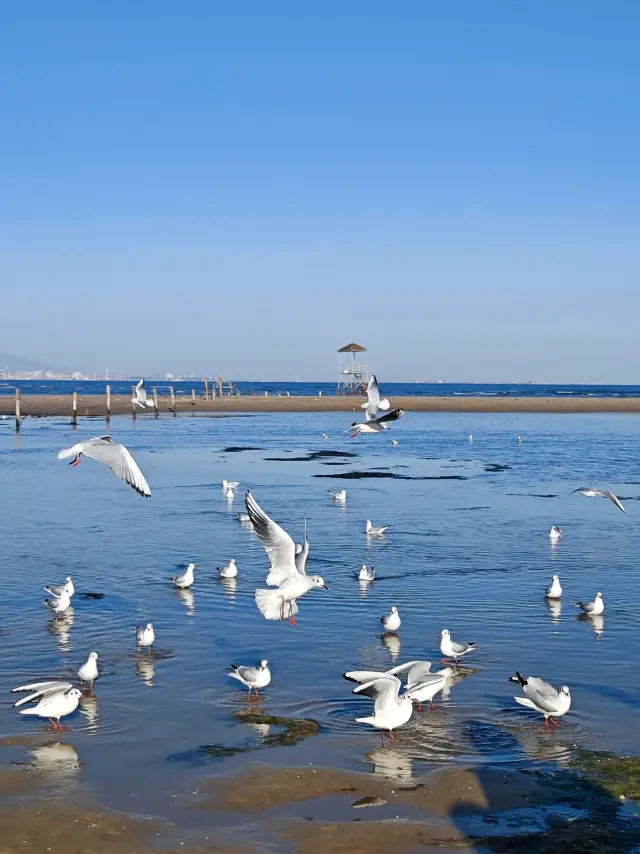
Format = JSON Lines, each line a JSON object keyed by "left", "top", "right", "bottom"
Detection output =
{"left": 131, "top": 379, "right": 155, "bottom": 409}
{"left": 57, "top": 436, "right": 151, "bottom": 497}
{"left": 362, "top": 375, "right": 391, "bottom": 421}
{"left": 571, "top": 487, "right": 625, "bottom": 513}
{"left": 246, "top": 491, "right": 327, "bottom": 626}
{"left": 348, "top": 409, "right": 405, "bottom": 438}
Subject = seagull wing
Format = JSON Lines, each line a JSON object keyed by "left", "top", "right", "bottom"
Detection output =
{"left": 521, "top": 684, "right": 562, "bottom": 714}
{"left": 361, "top": 375, "right": 380, "bottom": 409}
{"left": 353, "top": 675, "right": 402, "bottom": 711}
{"left": 234, "top": 665, "right": 259, "bottom": 684}
{"left": 374, "top": 408, "right": 405, "bottom": 425}
{"left": 599, "top": 490, "right": 625, "bottom": 512}
{"left": 12, "top": 680, "right": 73, "bottom": 707}
{"left": 81, "top": 437, "right": 151, "bottom": 497}
{"left": 245, "top": 491, "right": 298, "bottom": 585}
{"left": 525, "top": 677, "right": 558, "bottom": 701}
{"left": 294, "top": 516, "right": 309, "bottom": 575}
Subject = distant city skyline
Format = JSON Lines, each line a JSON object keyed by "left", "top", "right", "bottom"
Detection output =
{"left": 2, "top": 4, "right": 639, "bottom": 382}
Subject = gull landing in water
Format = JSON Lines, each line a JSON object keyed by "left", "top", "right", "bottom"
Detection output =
{"left": 545, "top": 575, "right": 563, "bottom": 599}
{"left": 509, "top": 671, "right": 571, "bottom": 728}
{"left": 348, "top": 409, "right": 405, "bottom": 438}
{"left": 361, "top": 375, "right": 391, "bottom": 422}
{"left": 549, "top": 526, "right": 563, "bottom": 541}
{"left": 228, "top": 659, "right": 271, "bottom": 700}
{"left": 571, "top": 487, "right": 625, "bottom": 513}
{"left": 576, "top": 591, "right": 604, "bottom": 616}
{"left": 131, "top": 379, "right": 155, "bottom": 409}
{"left": 246, "top": 491, "right": 327, "bottom": 627}
{"left": 328, "top": 489, "right": 347, "bottom": 504}
{"left": 57, "top": 436, "right": 151, "bottom": 497}
{"left": 440, "top": 629, "right": 476, "bottom": 664}
{"left": 366, "top": 520, "right": 391, "bottom": 536}
{"left": 12, "top": 681, "right": 82, "bottom": 731}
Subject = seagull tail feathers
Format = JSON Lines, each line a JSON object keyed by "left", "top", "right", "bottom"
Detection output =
{"left": 255, "top": 588, "right": 285, "bottom": 620}
{"left": 355, "top": 716, "right": 376, "bottom": 726}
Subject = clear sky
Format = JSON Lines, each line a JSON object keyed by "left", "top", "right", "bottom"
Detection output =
{"left": 1, "top": 2, "right": 639, "bottom": 381}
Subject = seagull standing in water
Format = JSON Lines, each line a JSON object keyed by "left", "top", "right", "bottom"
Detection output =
{"left": 131, "top": 379, "right": 155, "bottom": 408}
{"left": 545, "top": 575, "right": 563, "bottom": 599}
{"left": 349, "top": 673, "right": 433, "bottom": 744}
{"left": 509, "top": 672, "right": 571, "bottom": 728}
{"left": 548, "top": 526, "right": 563, "bottom": 541}
{"left": 362, "top": 375, "right": 391, "bottom": 421}
{"left": 345, "top": 661, "right": 452, "bottom": 712}
{"left": 246, "top": 491, "right": 327, "bottom": 626}
{"left": 576, "top": 591, "right": 604, "bottom": 616}
{"left": 381, "top": 606, "right": 401, "bottom": 633}
{"left": 57, "top": 436, "right": 151, "bottom": 497}
{"left": 218, "top": 559, "right": 238, "bottom": 579}
{"left": 228, "top": 660, "right": 271, "bottom": 700}
{"left": 571, "top": 487, "right": 625, "bottom": 513}
{"left": 440, "top": 629, "right": 476, "bottom": 663}
{"left": 136, "top": 623, "right": 155, "bottom": 653}
{"left": 44, "top": 576, "right": 75, "bottom": 599}
{"left": 78, "top": 652, "right": 99, "bottom": 690}
{"left": 12, "top": 682, "right": 83, "bottom": 731}
{"left": 171, "top": 563, "right": 195, "bottom": 589}
{"left": 45, "top": 588, "right": 72, "bottom": 618}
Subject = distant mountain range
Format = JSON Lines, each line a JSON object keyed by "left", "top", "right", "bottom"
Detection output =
{"left": 0, "top": 351, "right": 71, "bottom": 373}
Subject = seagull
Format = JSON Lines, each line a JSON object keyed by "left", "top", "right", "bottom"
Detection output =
{"left": 391, "top": 439, "right": 399, "bottom": 446}
{"left": 571, "top": 487, "right": 625, "bottom": 513}
{"left": 12, "top": 682, "right": 83, "bottom": 731}
{"left": 545, "top": 575, "right": 563, "bottom": 599}
{"left": 295, "top": 516, "right": 310, "bottom": 574}
{"left": 57, "top": 436, "right": 151, "bottom": 497}
{"left": 328, "top": 489, "right": 347, "bottom": 503}
{"left": 348, "top": 409, "right": 405, "bottom": 438}
{"left": 517, "top": 435, "right": 524, "bottom": 443}
{"left": 509, "top": 671, "right": 571, "bottom": 728}
{"left": 440, "top": 629, "right": 476, "bottom": 663}
{"left": 78, "top": 652, "right": 99, "bottom": 690}
{"left": 45, "top": 589, "right": 72, "bottom": 618}
{"left": 218, "top": 559, "right": 238, "bottom": 579}
{"left": 549, "top": 525, "right": 563, "bottom": 541}
{"left": 237, "top": 512, "right": 252, "bottom": 524}
{"left": 381, "top": 606, "right": 401, "bottom": 633}
{"left": 246, "top": 491, "right": 328, "bottom": 626}
{"left": 44, "top": 576, "right": 75, "bottom": 598}
{"left": 136, "top": 622, "right": 155, "bottom": 653}
{"left": 222, "top": 480, "right": 240, "bottom": 490}
{"left": 366, "top": 520, "right": 391, "bottom": 536}
{"left": 576, "top": 591, "right": 604, "bottom": 616}
{"left": 345, "top": 661, "right": 452, "bottom": 712}
{"left": 468, "top": 434, "right": 473, "bottom": 443}
{"left": 228, "top": 659, "right": 271, "bottom": 700}
{"left": 361, "top": 375, "right": 391, "bottom": 421}
{"left": 321, "top": 433, "right": 329, "bottom": 440}
{"left": 131, "top": 379, "right": 155, "bottom": 409}
{"left": 224, "top": 487, "right": 236, "bottom": 500}
{"left": 171, "top": 563, "right": 195, "bottom": 589}
{"left": 359, "top": 564, "right": 375, "bottom": 581}
{"left": 349, "top": 674, "right": 420, "bottom": 744}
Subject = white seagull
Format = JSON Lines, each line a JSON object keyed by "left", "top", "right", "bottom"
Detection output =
{"left": 295, "top": 516, "right": 310, "bottom": 574}
{"left": 45, "top": 589, "right": 72, "bottom": 618}
{"left": 44, "top": 576, "right": 75, "bottom": 598}
{"left": 348, "top": 409, "right": 405, "bottom": 438}
{"left": 246, "top": 491, "right": 328, "bottom": 627}
{"left": 381, "top": 606, "right": 401, "bottom": 633}
{"left": 391, "top": 439, "right": 399, "bottom": 446}
{"left": 545, "top": 575, "right": 563, "bottom": 599}
{"left": 237, "top": 512, "right": 252, "bottom": 524}
{"left": 171, "top": 563, "right": 195, "bottom": 589}
{"left": 328, "top": 489, "right": 347, "bottom": 503}
{"left": 576, "top": 591, "right": 604, "bottom": 616}
{"left": 548, "top": 526, "right": 563, "bottom": 541}
{"left": 509, "top": 671, "right": 571, "bottom": 728}
{"left": 366, "top": 520, "right": 391, "bottom": 536}
{"left": 222, "top": 480, "right": 240, "bottom": 490}
{"left": 224, "top": 486, "right": 236, "bottom": 500}
{"left": 359, "top": 564, "right": 375, "bottom": 581}
{"left": 349, "top": 674, "right": 419, "bottom": 744}
{"left": 218, "top": 559, "right": 238, "bottom": 579}
{"left": 228, "top": 659, "right": 271, "bottom": 700}
{"left": 58, "top": 436, "right": 151, "bottom": 497}
{"left": 361, "top": 375, "right": 391, "bottom": 421}
{"left": 78, "top": 652, "right": 99, "bottom": 689}
{"left": 571, "top": 487, "right": 625, "bottom": 513}
{"left": 468, "top": 434, "right": 473, "bottom": 443}
{"left": 136, "top": 622, "right": 155, "bottom": 653}
{"left": 345, "top": 660, "right": 452, "bottom": 712}
{"left": 131, "top": 379, "right": 155, "bottom": 409}
{"left": 12, "top": 681, "right": 83, "bottom": 730}
{"left": 440, "top": 629, "right": 476, "bottom": 663}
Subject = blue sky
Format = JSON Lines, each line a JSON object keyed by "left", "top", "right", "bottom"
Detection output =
{"left": 1, "top": 2, "right": 639, "bottom": 381}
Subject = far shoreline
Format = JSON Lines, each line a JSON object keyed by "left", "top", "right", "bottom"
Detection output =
{"left": 3, "top": 393, "right": 640, "bottom": 417}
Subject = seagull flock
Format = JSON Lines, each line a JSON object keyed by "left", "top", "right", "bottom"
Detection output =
{"left": 10, "top": 374, "right": 626, "bottom": 741}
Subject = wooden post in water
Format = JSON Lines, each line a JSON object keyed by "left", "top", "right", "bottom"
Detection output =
{"left": 106, "top": 385, "right": 111, "bottom": 424}
{"left": 217, "top": 375, "right": 223, "bottom": 398}
{"left": 15, "top": 389, "right": 20, "bottom": 433}
{"left": 170, "top": 386, "right": 176, "bottom": 416}
{"left": 153, "top": 387, "right": 159, "bottom": 418}
{"left": 71, "top": 392, "right": 78, "bottom": 427}
{"left": 131, "top": 387, "right": 137, "bottom": 420}
{"left": 204, "top": 378, "right": 209, "bottom": 400}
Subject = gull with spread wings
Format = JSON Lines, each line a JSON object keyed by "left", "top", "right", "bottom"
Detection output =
{"left": 245, "top": 491, "right": 327, "bottom": 626}
{"left": 57, "top": 436, "right": 151, "bottom": 497}
{"left": 361, "top": 375, "right": 391, "bottom": 421}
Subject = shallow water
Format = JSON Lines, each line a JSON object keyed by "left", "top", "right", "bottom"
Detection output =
{"left": 1, "top": 410, "right": 639, "bottom": 822}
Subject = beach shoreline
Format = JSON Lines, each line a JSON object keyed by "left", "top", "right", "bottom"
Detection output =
{"left": 3, "top": 393, "right": 640, "bottom": 417}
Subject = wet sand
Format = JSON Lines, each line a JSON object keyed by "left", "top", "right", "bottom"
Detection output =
{"left": 3, "top": 393, "right": 640, "bottom": 417}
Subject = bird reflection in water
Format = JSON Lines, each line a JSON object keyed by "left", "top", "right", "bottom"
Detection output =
{"left": 177, "top": 588, "right": 195, "bottom": 616}
{"left": 49, "top": 609, "right": 74, "bottom": 654}
{"left": 579, "top": 612, "right": 604, "bottom": 638}
{"left": 137, "top": 656, "right": 156, "bottom": 686}
{"left": 29, "top": 741, "right": 82, "bottom": 790}
{"left": 381, "top": 633, "right": 401, "bottom": 662}
{"left": 367, "top": 748, "right": 415, "bottom": 787}
{"left": 80, "top": 694, "right": 99, "bottom": 732}
{"left": 546, "top": 599, "right": 562, "bottom": 625}
{"left": 220, "top": 577, "right": 238, "bottom": 601}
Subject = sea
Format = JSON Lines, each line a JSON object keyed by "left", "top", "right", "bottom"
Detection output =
{"left": 0, "top": 407, "right": 639, "bottom": 834}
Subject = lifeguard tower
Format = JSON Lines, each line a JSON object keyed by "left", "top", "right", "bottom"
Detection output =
{"left": 337, "top": 343, "right": 368, "bottom": 394}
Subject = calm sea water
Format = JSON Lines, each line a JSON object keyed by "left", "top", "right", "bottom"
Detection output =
{"left": 1, "top": 410, "right": 639, "bottom": 823}
{"left": 3, "top": 378, "right": 640, "bottom": 398}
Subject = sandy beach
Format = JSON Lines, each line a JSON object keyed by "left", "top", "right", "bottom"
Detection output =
{"left": 3, "top": 393, "right": 640, "bottom": 417}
